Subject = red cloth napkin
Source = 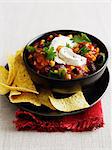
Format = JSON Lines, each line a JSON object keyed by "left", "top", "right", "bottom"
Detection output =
{"left": 13, "top": 101, "right": 104, "bottom": 132}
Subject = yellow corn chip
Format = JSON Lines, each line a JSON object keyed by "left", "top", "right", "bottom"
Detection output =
{"left": 9, "top": 88, "right": 55, "bottom": 109}
{"left": 9, "top": 90, "right": 21, "bottom": 96}
{"left": 49, "top": 91, "right": 89, "bottom": 112}
{"left": 37, "top": 89, "right": 56, "bottom": 110}
{"left": 7, "top": 49, "right": 24, "bottom": 85}
{"left": 9, "top": 91, "right": 41, "bottom": 106}
{"left": 7, "top": 55, "right": 15, "bottom": 85}
{"left": 13, "top": 51, "right": 38, "bottom": 93}
{"left": 0, "top": 49, "right": 38, "bottom": 95}
{"left": 0, "top": 83, "right": 38, "bottom": 94}
{"left": 0, "top": 66, "right": 9, "bottom": 94}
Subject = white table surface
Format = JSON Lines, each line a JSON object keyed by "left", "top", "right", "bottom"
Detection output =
{"left": 0, "top": 1, "right": 111, "bottom": 150}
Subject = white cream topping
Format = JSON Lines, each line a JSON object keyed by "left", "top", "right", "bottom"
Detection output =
{"left": 59, "top": 47, "right": 87, "bottom": 66}
{"left": 54, "top": 56, "right": 65, "bottom": 65}
{"left": 50, "top": 35, "right": 87, "bottom": 66}
{"left": 50, "top": 35, "right": 77, "bottom": 50}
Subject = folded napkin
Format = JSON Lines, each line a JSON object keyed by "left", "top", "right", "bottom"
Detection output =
{"left": 13, "top": 101, "right": 104, "bottom": 132}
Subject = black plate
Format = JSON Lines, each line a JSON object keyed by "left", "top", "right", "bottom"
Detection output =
{"left": 12, "top": 67, "right": 109, "bottom": 117}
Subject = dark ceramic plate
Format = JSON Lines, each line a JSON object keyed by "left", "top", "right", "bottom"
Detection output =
{"left": 13, "top": 67, "right": 109, "bottom": 117}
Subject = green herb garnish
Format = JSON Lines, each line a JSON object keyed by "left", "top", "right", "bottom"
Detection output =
{"left": 26, "top": 45, "right": 36, "bottom": 52}
{"left": 80, "top": 46, "right": 90, "bottom": 55}
{"left": 43, "top": 47, "right": 49, "bottom": 53}
{"left": 43, "top": 46, "right": 56, "bottom": 60}
{"left": 66, "top": 43, "right": 71, "bottom": 48}
{"left": 81, "top": 33, "right": 91, "bottom": 42}
{"left": 72, "top": 33, "right": 91, "bottom": 43}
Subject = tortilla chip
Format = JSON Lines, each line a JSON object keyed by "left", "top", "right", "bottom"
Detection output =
{"left": 9, "top": 90, "right": 21, "bottom": 96}
{"left": 7, "top": 49, "right": 24, "bottom": 85}
{"left": 0, "top": 83, "right": 38, "bottom": 94}
{"left": 8, "top": 88, "right": 56, "bottom": 109}
{"left": 8, "top": 88, "right": 55, "bottom": 109}
{"left": 37, "top": 89, "right": 56, "bottom": 110}
{"left": 14, "top": 51, "right": 38, "bottom": 92}
{"left": 9, "top": 91, "right": 41, "bottom": 106}
{"left": 0, "top": 49, "right": 38, "bottom": 95}
{"left": 14, "top": 49, "right": 24, "bottom": 72}
{"left": 7, "top": 55, "right": 15, "bottom": 85}
{"left": 6, "top": 50, "right": 38, "bottom": 94}
{"left": 16, "top": 49, "right": 24, "bottom": 56}
{"left": 0, "top": 66, "right": 9, "bottom": 94}
{"left": 49, "top": 91, "right": 89, "bottom": 112}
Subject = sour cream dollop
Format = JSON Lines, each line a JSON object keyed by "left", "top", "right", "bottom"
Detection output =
{"left": 50, "top": 35, "right": 76, "bottom": 50}
{"left": 50, "top": 35, "right": 87, "bottom": 66}
{"left": 59, "top": 47, "right": 87, "bottom": 66}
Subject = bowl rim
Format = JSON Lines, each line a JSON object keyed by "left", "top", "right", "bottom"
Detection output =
{"left": 23, "top": 29, "right": 108, "bottom": 82}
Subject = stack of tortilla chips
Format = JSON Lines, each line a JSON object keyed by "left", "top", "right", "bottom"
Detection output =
{"left": 0, "top": 49, "right": 89, "bottom": 112}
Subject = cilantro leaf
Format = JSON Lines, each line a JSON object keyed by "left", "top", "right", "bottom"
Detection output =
{"left": 44, "top": 46, "right": 56, "bottom": 60}
{"left": 43, "top": 47, "right": 49, "bottom": 53}
{"left": 73, "top": 35, "right": 83, "bottom": 43}
{"left": 46, "top": 47, "right": 56, "bottom": 60}
{"left": 66, "top": 43, "right": 71, "bottom": 48}
{"left": 80, "top": 46, "right": 90, "bottom": 55}
{"left": 26, "top": 45, "right": 36, "bottom": 52}
{"left": 81, "top": 33, "right": 91, "bottom": 42}
{"left": 72, "top": 33, "right": 91, "bottom": 43}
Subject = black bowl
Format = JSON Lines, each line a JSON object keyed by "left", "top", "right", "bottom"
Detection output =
{"left": 23, "top": 30, "right": 108, "bottom": 93}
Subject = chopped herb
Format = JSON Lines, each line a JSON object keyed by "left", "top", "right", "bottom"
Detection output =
{"left": 46, "top": 47, "right": 56, "bottom": 60}
{"left": 43, "top": 46, "right": 56, "bottom": 60}
{"left": 26, "top": 45, "right": 36, "bottom": 52}
{"left": 43, "top": 47, "right": 49, "bottom": 53}
{"left": 80, "top": 46, "right": 90, "bottom": 55}
{"left": 72, "top": 35, "right": 82, "bottom": 43}
{"left": 81, "top": 33, "right": 91, "bottom": 42}
{"left": 72, "top": 33, "right": 91, "bottom": 43}
{"left": 66, "top": 43, "right": 71, "bottom": 48}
